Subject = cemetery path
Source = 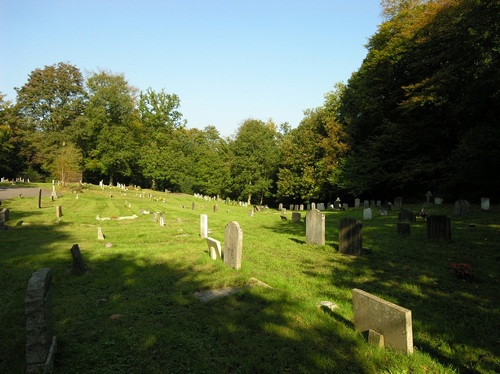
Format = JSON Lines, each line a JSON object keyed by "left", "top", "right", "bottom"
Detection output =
{"left": 0, "top": 187, "right": 51, "bottom": 201}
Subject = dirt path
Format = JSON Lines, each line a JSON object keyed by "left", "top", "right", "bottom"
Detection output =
{"left": 0, "top": 186, "right": 52, "bottom": 202}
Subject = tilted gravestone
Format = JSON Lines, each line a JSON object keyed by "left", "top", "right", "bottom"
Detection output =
{"left": 427, "top": 215, "right": 451, "bottom": 241}
{"left": 352, "top": 288, "right": 413, "bottom": 355}
{"left": 25, "top": 268, "right": 57, "bottom": 373}
{"left": 224, "top": 221, "right": 243, "bottom": 270}
{"left": 291, "top": 212, "right": 301, "bottom": 223}
{"left": 339, "top": 218, "right": 362, "bottom": 255}
{"left": 200, "top": 214, "right": 208, "bottom": 239}
{"left": 454, "top": 200, "right": 470, "bottom": 218}
{"left": 306, "top": 209, "right": 325, "bottom": 245}
{"left": 206, "top": 237, "right": 222, "bottom": 260}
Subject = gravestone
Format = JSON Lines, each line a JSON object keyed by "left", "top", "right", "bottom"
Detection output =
{"left": 354, "top": 198, "right": 360, "bottom": 208}
{"left": 342, "top": 203, "right": 349, "bottom": 210}
{"left": 200, "top": 214, "right": 208, "bottom": 239}
{"left": 370, "top": 200, "right": 375, "bottom": 207}
{"left": 363, "top": 208, "right": 372, "bottom": 220}
{"left": 352, "top": 288, "right": 413, "bottom": 355}
{"left": 25, "top": 268, "right": 57, "bottom": 373}
{"left": 306, "top": 203, "right": 311, "bottom": 210}
{"left": 55, "top": 206, "right": 62, "bottom": 218}
{"left": 398, "top": 209, "right": 416, "bottom": 223}
{"left": 224, "top": 221, "right": 243, "bottom": 270}
{"left": 299, "top": 204, "right": 304, "bottom": 211}
{"left": 153, "top": 212, "right": 158, "bottom": 222}
{"left": 97, "top": 227, "right": 105, "bottom": 240}
{"left": 339, "top": 218, "right": 362, "bottom": 255}
{"left": 427, "top": 215, "right": 451, "bottom": 241}
{"left": 292, "top": 212, "right": 301, "bottom": 223}
{"left": 394, "top": 197, "right": 403, "bottom": 208}
{"left": 311, "top": 203, "right": 316, "bottom": 210}
{"left": 306, "top": 209, "right": 325, "bottom": 245}
{"left": 159, "top": 212, "right": 165, "bottom": 227}
{"left": 397, "top": 223, "right": 411, "bottom": 236}
{"left": 363, "top": 200, "right": 369, "bottom": 208}
{"left": 38, "top": 189, "right": 42, "bottom": 209}
{"left": 248, "top": 210, "right": 254, "bottom": 217}
{"left": 317, "top": 203, "right": 325, "bottom": 211}
{"left": 289, "top": 204, "right": 294, "bottom": 211}
{"left": 192, "top": 202, "right": 195, "bottom": 210}
{"left": 454, "top": 200, "right": 470, "bottom": 218}
{"left": 434, "top": 197, "right": 443, "bottom": 205}
{"left": 213, "top": 204, "right": 218, "bottom": 213}
{"left": 51, "top": 184, "right": 58, "bottom": 200}
{"left": 278, "top": 203, "right": 283, "bottom": 211}
{"left": 206, "top": 237, "right": 222, "bottom": 260}
{"left": 425, "top": 191, "right": 433, "bottom": 203}
{"left": 481, "top": 197, "right": 490, "bottom": 211}
{"left": 70, "top": 244, "right": 87, "bottom": 275}
{"left": 294, "top": 204, "right": 299, "bottom": 211}
{"left": 0, "top": 208, "right": 8, "bottom": 221}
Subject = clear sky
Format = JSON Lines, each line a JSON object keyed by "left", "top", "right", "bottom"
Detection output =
{"left": 0, "top": 0, "right": 382, "bottom": 137}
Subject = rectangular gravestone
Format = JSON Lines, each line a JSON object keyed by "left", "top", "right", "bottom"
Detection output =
{"left": 55, "top": 206, "right": 62, "bottom": 218}
{"left": 159, "top": 212, "right": 165, "bottom": 227}
{"left": 427, "top": 215, "right": 451, "bottom": 241}
{"left": 200, "top": 214, "right": 208, "bottom": 239}
{"left": 206, "top": 237, "right": 222, "bottom": 260}
{"left": 1, "top": 208, "right": 9, "bottom": 221}
{"left": 342, "top": 203, "right": 349, "bottom": 210}
{"left": 363, "top": 208, "right": 372, "bottom": 220}
{"left": 481, "top": 197, "right": 490, "bottom": 211}
{"left": 153, "top": 212, "right": 158, "bottom": 222}
{"left": 317, "top": 203, "right": 325, "bottom": 211}
{"left": 454, "top": 200, "right": 470, "bottom": 218}
{"left": 306, "top": 209, "right": 325, "bottom": 245}
{"left": 352, "top": 288, "right": 413, "bottom": 355}
{"left": 97, "top": 227, "right": 105, "bottom": 240}
{"left": 70, "top": 244, "right": 87, "bottom": 275}
{"left": 354, "top": 198, "right": 360, "bottom": 208}
{"left": 292, "top": 212, "right": 301, "bottom": 223}
{"left": 363, "top": 200, "right": 369, "bottom": 208}
{"left": 25, "top": 268, "right": 57, "bottom": 373}
{"left": 278, "top": 203, "right": 283, "bottom": 211}
{"left": 38, "top": 189, "right": 42, "bottom": 209}
{"left": 224, "top": 221, "right": 243, "bottom": 269}
{"left": 339, "top": 218, "right": 362, "bottom": 255}
{"left": 394, "top": 197, "right": 403, "bottom": 208}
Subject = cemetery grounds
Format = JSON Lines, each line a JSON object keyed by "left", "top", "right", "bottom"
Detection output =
{"left": 0, "top": 183, "right": 498, "bottom": 373}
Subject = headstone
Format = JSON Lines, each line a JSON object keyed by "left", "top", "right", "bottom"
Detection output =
{"left": 434, "top": 197, "right": 443, "bottom": 205}
{"left": 278, "top": 203, "right": 283, "bottom": 211}
{"left": 306, "top": 203, "right": 311, "bottom": 210}
{"left": 291, "top": 212, "right": 301, "bottom": 223}
{"left": 425, "top": 191, "right": 433, "bottom": 203}
{"left": 363, "top": 208, "right": 372, "bottom": 220}
{"left": 213, "top": 204, "right": 218, "bottom": 213}
{"left": 159, "top": 212, "right": 165, "bottom": 227}
{"left": 317, "top": 203, "right": 325, "bottom": 211}
{"left": 398, "top": 209, "right": 416, "bottom": 223}
{"left": 339, "top": 218, "right": 362, "bottom": 255}
{"left": 427, "top": 215, "right": 451, "bottom": 241}
{"left": 352, "top": 288, "right": 413, "bottom": 355}
{"left": 376, "top": 200, "right": 381, "bottom": 207}
{"left": 55, "top": 206, "right": 62, "bottom": 218}
{"left": 97, "top": 227, "right": 105, "bottom": 240}
{"left": 200, "top": 214, "right": 208, "bottom": 239}
{"left": 342, "top": 203, "right": 349, "bottom": 210}
{"left": 394, "top": 197, "right": 403, "bottom": 208}
{"left": 397, "top": 223, "right": 411, "bottom": 236}
{"left": 363, "top": 200, "right": 369, "bottom": 208}
{"left": 299, "top": 204, "right": 304, "bottom": 211}
{"left": 70, "top": 244, "right": 87, "bottom": 275}
{"left": 0, "top": 208, "right": 8, "bottom": 221}
{"left": 294, "top": 204, "right": 299, "bottom": 211}
{"left": 25, "top": 268, "right": 57, "bottom": 373}
{"left": 224, "top": 221, "right": 243, "bottom": 270}
{"left": 289, "top": 204, "right": 294, "bottom": 211}
{"left": 248, "top": 210, "right": 254, "bottom": 217}
{"left": 311, "top": 202, "right": 316, "bottom": 210}
{"left": 481, "top": 197, "right": 490, "bottom": 211}
{"left": 51, "top": 184, "right": 57, "bottom": 200}
{"left": 38, "top": 189, "right": 42, "bottom": 209}
{"left": 454, "top": 200, "right": 470, "bottom": 218}
{"left": 153, "top": 212, "right": 158, "bottom": 222}
{"left": 306, "top": 209, "right": 325, "bottom": 245}
{"left": 206, "top": 237, "right": 222, "bottom": 260}
{"left": 354, "top": 198, "right": 360, "bottom": 208}
{"left": 370, "top": 200, "right": 375, "bottom": 207}
{"left": 192, "top": 202, "right": 195, "bottom": 210}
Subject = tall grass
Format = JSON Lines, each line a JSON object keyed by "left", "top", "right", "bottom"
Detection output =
{"left": 0, "top": 183, "right": 498, "bottom": 373}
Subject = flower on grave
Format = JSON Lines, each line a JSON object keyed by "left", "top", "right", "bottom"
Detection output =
{"left": 450, "top": 263, "right": 473, "bottom": 280}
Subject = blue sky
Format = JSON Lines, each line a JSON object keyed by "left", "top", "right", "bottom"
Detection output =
{"left": 0, "top": 0, "right": 382, "bottom": 137}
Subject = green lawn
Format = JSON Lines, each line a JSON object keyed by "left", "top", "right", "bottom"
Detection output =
{"left": 1, "top": 183, "right": 499, "bottom": 373}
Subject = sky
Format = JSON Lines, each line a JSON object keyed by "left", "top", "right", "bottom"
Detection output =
{"left": 0, "top": 0, "right": 382, "bottom": 137}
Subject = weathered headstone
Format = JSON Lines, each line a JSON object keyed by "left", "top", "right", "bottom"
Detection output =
{"left": 398, "top": 209, "right": 416, "bottom": 223}
{"left": 299, "top": 204, "right": 304, "bottom": 211}
{"left": 352, "top": 288, "right": 413, "bottom": 355}
{"left": 206, "top": 237, "right": 222, "bottom": 260}
{"left": 363, "top": 208, "right": 372, "bottom": 220}
{"left": 427, "top": 215, "right": 451, "bottom": 241}
{"left": 200, "top": 214, "right": 208, "bottom": 239}
{"left": 397, "top": 223, "right": 411, "bottom": 236}
{"left": 152, "top": 212, "right": 158, "bottom": 222}
{"left": 363, "top": 200, "right": 369, "bottom": 208}
{"left": 291, "top": 212, "right": 301, "bottom": 223}
{"left": 339, "top": 218, "right": 362, "bottom": 255}
{"left": 97, "top": 227, "right": 105, "bottom": 240}
{"left": 306, "top": 209, "right": 325, "bottom": 245}
{"left": 159, "top": 212, "right": 165, "bottom": 227}
{"left": 342, "top": 203, "right": 349, "bottom": 210}
{"left": 317, "top": 203, "right": 325, "bottom": 211}
{"left": 454, "top": 200, "right": 470, "bottom": 218}
{"left": 278, "top": 203, "right": 283, "bottom": 211}
{"left": 70, "top": 244, "right": 87, "bottom": 275}
{"left": 354, "top": 198, "right": 360, "bottom": 208}
{"left": 213, "top": 204, "right": 218, "bottom": 213}
{"left": 0, "top": 208, "right": 8, "bottom": 221}
{"left": 481, "top": 197, "right": 490, "bottom": 211}
{"left": 224, "top": 221, "right": 243, "bottom": 270}
{"left": 25, "top": 268, "right": 57, "bottom": 373}
{"left": 311, "top": 202, "right": 316, "bottom": 210}
{"left": 55, "top": 206, "right": 62, "bottom": 218}
{"left": 38, "top": 189, "right": 42, "bottom": 209}
{"left": 394, "top": 197, "right": 403, "bottom": 208}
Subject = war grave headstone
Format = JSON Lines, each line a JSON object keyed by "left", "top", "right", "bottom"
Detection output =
{"left": 292, "top": 212, "right": 301, "bottom": 223}
{"left": 370, "top": 200, "right": 375, "bottom": 206}
{"left": 427, "top": 215, "right": 451, "bottom": 241}
{"left": 25, "top": 268, "right": 57, "bottom": 373}
{"left": 206, "top": 237, "right": 222, "bottom": 260}
{"left": 306, "top": 209, "right": 325, "bottom": 245}
{"left": 200, "top": 214, "right": 208, "bottom": 239}
{"left": 339, "top": 218, "right": 362, "bottom": 255}
{"left": 224, "top": 221, "right": 242, "bottom": 269}
{"left": 363, "top": 208, "right": 372, "bottom": 220}
{"left": 481, "top": 197, "right": 490, "bottom": 211}
{"left": 454, "top": 199, "right": 470, "bottom": 218}
{"left": 352, "top": 288, "right": 413, "bottom": 355}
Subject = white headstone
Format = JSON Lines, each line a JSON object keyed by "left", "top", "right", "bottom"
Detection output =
{"left": 363, "top": 208, "right": 372, "bottom": 220}
{"left": 206, "top": 237, "right": 222, "bottom": 260}
{"left": 200, "top": 214, "right": 208, "bottom": 239}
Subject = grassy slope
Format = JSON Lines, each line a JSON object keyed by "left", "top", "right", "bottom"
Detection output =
{"left": 0, "top": 183, "right": 498, "bottom": 373}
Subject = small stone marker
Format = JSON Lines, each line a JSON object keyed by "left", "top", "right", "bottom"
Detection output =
{"left": 352, "top": 288, "right": 413, "bottom": 355}
{"left": 363, "top": 208, "right": 372, "bottom": 220}
{"left": 291, "top": 212, "right": 301, "bottom": 223}
{"left": 481, "top": 197, "right": 490, "bottom": 211}
{"left": 153, "top": 212, "right": 158, "bottom": 222}
{"left": 306, "top": 209, "right": 325, "bottom": 245}
{"left": 1, "top": 207, "right": 9, "bottom": 221}
{"left": 38, "top": 189, "right": 42, "bottom": 209}
{"left": 55, "top": 206, "right": 62, "bottom": 218}
{"left": 427, "top": 215, "right": 451, "bottom": 241}
{"left": 368, "top": 329, "right": 385, "bottom": 348}
{"left": 97, "top": 227, "right": 105, "bottom": 240}
{"left": 397, "top": 223, "right": 411, "bottom": 236}
{"left": 192, "top": 202, "right": 195, "bottom": 210}
{"left": 224, "top": 221, "right": 243, "bottom": 270}
{"left": 339, "top": 218, "right": 362, "bottom": 255}
{"left": 454, "top": 199, "right": 470, "bottom": 218}
{"left": 200, "top": 214, "right": 208, "bottom": 239}
{"left": 70, "top": 244, "right": 87, "bottom": 275}
{"left": 25, "top": 268, "right": 57, "bottom": 373}
{"left": 206, "top": 237, "right": 222, "bottom": 260}
{"left": 213, "top": 204, "right": 218, "bottom": 213}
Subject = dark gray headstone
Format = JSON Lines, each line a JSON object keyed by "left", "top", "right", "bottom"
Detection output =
{"left": 339, "top": 218, "right": 362, "bottom": 255}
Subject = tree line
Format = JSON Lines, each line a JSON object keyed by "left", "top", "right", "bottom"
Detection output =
{"left": 1, "top": 0, "right": 498, "bottom": 204}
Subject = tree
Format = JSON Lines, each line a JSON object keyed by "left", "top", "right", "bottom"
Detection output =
{"left": 0, "top": 94, "right": 16, "bottom": 177}
{"left": 139, "top": 88, "right": 185, "bottom": 133}
{"left": 229, "top": 119, "right": 280, "bottom": 204}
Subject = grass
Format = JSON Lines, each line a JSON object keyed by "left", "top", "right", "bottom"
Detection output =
{"left": 0, "top": 183, "right": 499, "bottom": 373}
